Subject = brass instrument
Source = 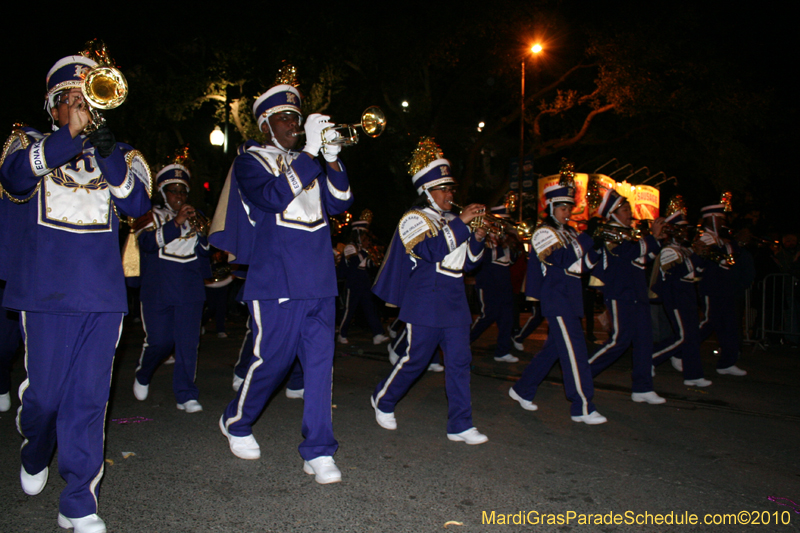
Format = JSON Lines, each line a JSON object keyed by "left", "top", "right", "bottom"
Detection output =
{"left": 593, "top": 222, "right": 644, "bottom": 244}
{"left": 79, "top": 40, "right": 128, "bottom": 133}
{"left": 294, "top": 106, "right": 386, "bottom": 149}
{"left": 449, "top": 201, "right": 531, "bottom": 239}
{"left": 692, "top": 229, "right": 735, "bottom": 265}
{"left": 662, "top": 223, "right": 691, "bottom": 242}
{"left": 188, "top": 212, "right": 210, "bottom": 237}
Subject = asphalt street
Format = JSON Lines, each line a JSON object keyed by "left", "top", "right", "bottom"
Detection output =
{"left": 1, "top": 314, "right": 798, "bottom": 532}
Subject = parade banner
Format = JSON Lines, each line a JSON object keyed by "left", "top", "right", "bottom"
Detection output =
{"left": 632, "top": 184, "right": 660, "bottom": 220}
{"left": 537, "top": 173, "right": 590, "bottom": 224}
{"left": 539, "top": 173, "right": 660, "bottom": 222}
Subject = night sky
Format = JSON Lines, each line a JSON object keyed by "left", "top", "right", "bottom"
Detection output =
{"left": 1, "top": 1, "right": 796, "bottom": 238}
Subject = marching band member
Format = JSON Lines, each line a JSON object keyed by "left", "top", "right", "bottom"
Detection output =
{"left": 470, "top": 206, "right": 520, "bottom": 363}
{"left": 132, "top": 152, "right": 211, "bottom": 412}
{"left": 372, "top": 137, "right": 488, "bottom": 444}
{"left": 696, "top": 199, "right": 747, "bottom": 376}
{"left": 210, "top": 66, "right": 352, "bottom": 483}
{"left": 587, "top": 189, "right": 667, "bottom": 404}
{"left": 337, "top": 215, "right": 390, "bottom": 345}
{"left": 0, "top": 48, "right": 151, "bottom": 532}
{"left": 650, "top": 198, "right": 711, "bottom": 386}
{"left": 0, "top": 186, "right": 22, "bottom": 413}
{"left": 509, "top": 169, "right": 606, "bottom": 424}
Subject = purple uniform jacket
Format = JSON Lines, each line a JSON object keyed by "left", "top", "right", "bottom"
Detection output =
{"left": 209, "top": 144, "right": 352, "bottom": 300}
{"left": 0, "top": 126, "right": 151, "bottom": 313}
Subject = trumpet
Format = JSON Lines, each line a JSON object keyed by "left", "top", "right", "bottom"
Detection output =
{"left": 449, "top": 201, "right": 531, "bottom": 239}
{"left": 293, "top": 106, "right": 386, "bottom": 148}
{"left": 593, "top": 223, "right": 644, "bottom": 244}
{"left": 692, "top": 229, "right": 735, "bottom": 265}
{"left": 188, "top": 212, "right": 210, "bottom": 237}
{"left": 662, "top": 223, "right": 691, "bottom": 242}
{"left": 79, "top": 40, "right": 128, "bottom": 133}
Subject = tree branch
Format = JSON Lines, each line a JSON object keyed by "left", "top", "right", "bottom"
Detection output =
{"left": 537, "top": 103, "right": 615, "bottom": 154}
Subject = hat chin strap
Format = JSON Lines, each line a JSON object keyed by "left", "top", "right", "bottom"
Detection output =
{"left": 424, "top": 189, "right": 445, "bottom": 215}
{"left": 266, "top": 117, "right": 290, "bottom": 154}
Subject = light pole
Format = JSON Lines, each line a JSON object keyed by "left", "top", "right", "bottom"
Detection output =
{"left": 519, "top": 43, "right": 543, "bottom": 223}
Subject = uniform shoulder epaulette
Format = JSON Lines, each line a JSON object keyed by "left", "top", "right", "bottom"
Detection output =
{"left": 0, "top": 127, "right": 45, "bottom": 202}
{"left": 398, "top": 209, "right": 438, "bottom": 255}
{"left": 531, "top": 226, "right": 564, "bottom": 263}
{"left": 0, "top": 127, "right": 41, "bottom": 170}
{"left": 659, "top": 246, "right": 683, "bottom": 272}
{"left": 123, "top": 149, "right": 152, "bottom": 199}
{"left": 343, "top": 244, "right": 358, "bottom": 258}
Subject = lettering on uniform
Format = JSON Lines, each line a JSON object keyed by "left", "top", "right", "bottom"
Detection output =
{"left": 30, "top": 141, "right": 47, "bottom": 175}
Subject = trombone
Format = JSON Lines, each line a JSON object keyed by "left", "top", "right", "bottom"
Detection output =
{"left": 294, "top": 106, "right": 386, "bottom": 149}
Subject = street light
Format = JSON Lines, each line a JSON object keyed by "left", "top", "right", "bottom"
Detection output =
{"left": 210, "top": 126, "right": 225, "bottom": 147}
{"left": 518, "top": 42, "right": 543, "bottom": 223}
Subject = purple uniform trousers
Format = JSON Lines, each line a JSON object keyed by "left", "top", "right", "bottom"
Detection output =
{"left": 338, "top": 285, "right": 384, "bottom": 338}
{"left": 652, "top": 303, "right": 705, "bottom": 380}
{"left": 699, "top": 294, "right": 740, "bottom": 369}
{"left": 0, "top": 286, "right": 21, "bottom": 395}
{"left": 17, "top": 311, "right": 123, "bottom": 519}
{"left": 588, "top": 299, "right": 655, "bottom": 393}
{"left": 136, "top": 301, "right": 202, "bottom": 404}
{"left": 512, "top": 316, "right": 596, "bottom": 417}
{"left": 234, "top": 315, "right": 304, "bottom": 391}
{"left": 223, "top": 297, "right": 337, "bottom": 460}
{"left": 512, "top": 301, "right": 546, "bottom": 346}
{"left": 373, "top": 323, "right": 473, "bottom": 434}
{"left": 470, "top": 288, "right": 514, "bottom": 358}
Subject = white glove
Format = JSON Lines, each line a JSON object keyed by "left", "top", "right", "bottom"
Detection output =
{"left": 302, "top": 113, "right": 332, "bottom": 157}
{"left": 322, "top": 133, "right": 342, "bottom": 162}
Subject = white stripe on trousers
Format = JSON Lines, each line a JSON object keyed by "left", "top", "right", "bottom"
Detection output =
{"left": 556, "top": 316, "right": 590, "bottom": 416}
{"left": 375, "top": 324, "right": 413, "bottom": 405}
{"left": 227, "top": 300, "right": 264, "bottom": 429}
{"left": 652, "top": 308, "right": 685, "bottom": 359}
{"left": 588, "top": 300, "right": 619, "bottom": 364}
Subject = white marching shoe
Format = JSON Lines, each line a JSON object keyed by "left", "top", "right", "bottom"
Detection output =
{"left": 0, "top": 391, "right": 10, "bottom": 412}
{"left": 717, "top": 365, "right": 747, "bottom": 376}
{"left": 337, "top": 335, "right": 349, "bottom": 345}
{"left": 508, "top": 387, "right": 538, "bottom": 411}
{"left": 494, "top": 354, "right": 519, "bottom": 363}
{"left": 219, "top": 416, "right": 261, "bottom": 460}
{"left": 631, "top": 391, "right": 666, "bottom": 404}
{"left": 512, "top": 338, "right": 524, "bottom": 351}
{"left": 177, "top": 400, "right": 203, "bottom": 413}
{"left": 373, "top": 333, "right": 390, "bottom": 345}
{"left": 388, "top": 344, "right": 399, "bottom": 365}
{"left": 133, "top": 378, "right": 149, "bottom": 401}
{"left": 285, "top": 388, "right": 304, "bottom": 399}
{"left": 427, "top": 363, "right": 444, "bottom": 372}
{"left": 371, "top": 396, "right": 397, "bottom": 430}
{"left": 20, "top": 465, "right": 48, "bottom": 495}
{"left": 571, "top": 411, "right": 608, "bottom": 425}
{"left": 303, "top": 456, "right": 342, "bottom": 484}
{"left": 232, "top": 374, "right": 244, "bottom": 392}
{"left": 684, "top": 378, "right": 712, "bottom": 387}
{"left": 57, "top": 513, "right": 106, "bottom": 533}
{"left": 447, "top": 427, "right": 488, "bottom": 445}
{"left": 671, "top": 357, "right": 683, "bottom": 372}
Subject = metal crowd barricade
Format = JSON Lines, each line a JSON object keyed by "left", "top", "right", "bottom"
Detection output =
{"left": 758, "top": 273, "right": 799, "bottom": 346}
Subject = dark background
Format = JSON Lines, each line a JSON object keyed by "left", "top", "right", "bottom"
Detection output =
{"left": 1, "top": 1, "right": 796, "bottom": 241}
